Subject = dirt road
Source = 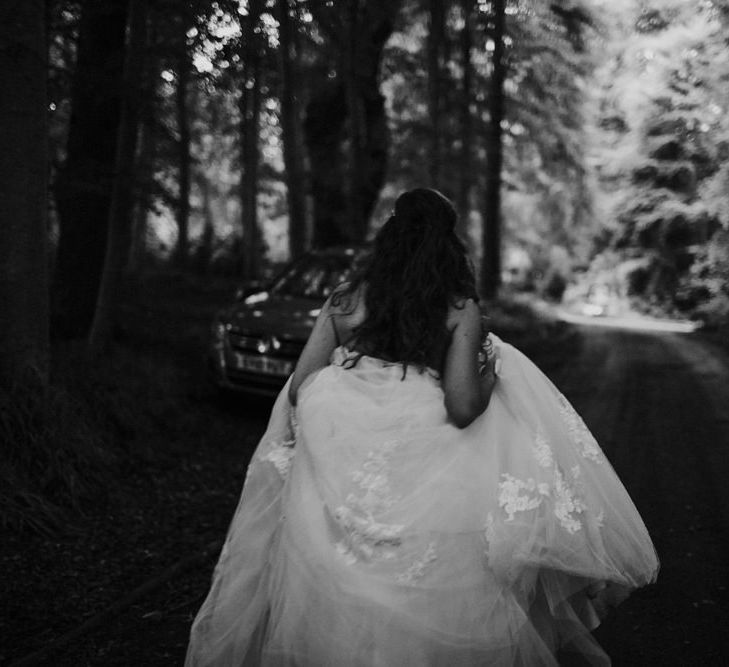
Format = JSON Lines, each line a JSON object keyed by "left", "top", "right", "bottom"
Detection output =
{"left": 551, "top": 324, "right": 729, "bottom": 666}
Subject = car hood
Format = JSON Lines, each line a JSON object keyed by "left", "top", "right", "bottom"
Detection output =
{"left": 221, "top": 294, "right": 322, "bottom": 340}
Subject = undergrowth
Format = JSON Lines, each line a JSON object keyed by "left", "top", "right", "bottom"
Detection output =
{"left": 0, "top": 370, "right": 114, "bottom": 536}
{"left": 1, "top": 271, "right": 241, "bottom": 537}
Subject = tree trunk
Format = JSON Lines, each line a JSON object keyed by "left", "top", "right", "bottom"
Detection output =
{"left": 277, "top": 0, "right": 309, "bottom": 259}
{"left": 128, "top": 120, "right": 150, "bottom": 271}
{"left": 174, "top": 45, "right": 192, "bottom": 268}
{"left": 88, "top": 0, "right": 146, "bottom": 354}
{"left": 351, "top": 0, "right": 401, "bottom": 242}
{"left": 358, "top": 82, "right": 389, "bottom": 241}
{"left": 481, "top": 0, "right": 506, "bottom": 299}
{"left": 427, "top": 0, "right": 446, "bottom": 186}
{"left": 195, "top": 177, "right": 215, "bottom": 273}
{"left": 239, "top": 0, "right": 264, "bottom": 278}
{"left": 305, "top": 0, "right": 401, "bottom": 247}
{"left": 456, "top": 0, "right": 474, "bottom": 236}
{"left": 52, "top": 0, "right": 128, "bottom": 339}
{"left": 0, "top": 0, "right": 49, "bottom": 385}
{"left": 304, "top": 82, "right": 349, "bottom": 247}
{"left": 343, "top": 0, "right": 368, "bottom": 241}
{"left": 129, "top": 196, "right": 148, "bottom": 271}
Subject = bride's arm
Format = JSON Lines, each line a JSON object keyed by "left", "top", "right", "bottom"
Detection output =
{"left": 442, "top": 299, "right": 493, "bottom": 428}
{"left": 288, "top": 298, "right": 338, "bottom": 406}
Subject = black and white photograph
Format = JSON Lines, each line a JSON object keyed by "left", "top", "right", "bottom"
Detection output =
{"left": 1, "top": 0, "right": 728, "bottom": 664}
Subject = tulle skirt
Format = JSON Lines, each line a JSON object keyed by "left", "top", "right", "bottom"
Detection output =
{"left": 186, "top": 335, "right": 658, "bottom": 666}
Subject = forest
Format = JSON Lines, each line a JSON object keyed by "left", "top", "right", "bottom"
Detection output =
{"left": 1, "top": 0, "right": 729, "bottom": 660}
{"left": 2, "top": 0, "right": 728, "bottom": 376}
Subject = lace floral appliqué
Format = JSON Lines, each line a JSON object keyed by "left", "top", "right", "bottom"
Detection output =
{"left": 396, "top": 542, "right": 437, "bottom": 584}
{"left": 334, "top": 439, "right": 405, "bottom": 563}
{"left": 496, "top": 431, "right": 597, "bottom": 534}
{"left": 483, "top": 512, "right": 496, "bottom": 556}
{"left": 257, "top": 438, "right": 296, "bottom": 479}
{"left": 556, "top": 393, "right": 603, "bottom": 463}
{"left": 552, "top": 467, "right": 586, "bottom": 533}
{"left": 498, "top": 474, "right": 551, "bottom": 521}
{"left": 533, "top": 431, "right": 555, "bottom": 468}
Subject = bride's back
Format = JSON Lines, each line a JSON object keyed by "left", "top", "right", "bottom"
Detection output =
{"left": 330, "top": 283, "right": 473, "bottom": 374}
{"left": 331, "top": 188, "right": 478, "bottom": 375}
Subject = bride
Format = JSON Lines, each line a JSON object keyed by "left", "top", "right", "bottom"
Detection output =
{"left": 186, "top": 188, "right": 658, "bottom": 666}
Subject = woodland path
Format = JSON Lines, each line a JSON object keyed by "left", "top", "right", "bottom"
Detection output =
{"left": 555, "top": 324, "right": 729, "bottom": 666}
{"left": 13, "top": 324, "right": 729, "bottom": 666}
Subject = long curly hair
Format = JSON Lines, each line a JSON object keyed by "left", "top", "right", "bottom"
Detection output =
{"left": 336, "top": 188, "right": 478, "bottom": 373}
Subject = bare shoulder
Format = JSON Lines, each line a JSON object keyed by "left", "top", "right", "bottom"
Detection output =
{"left": 328, "top": 282, "right": 366, "bottom": 328}
{"left": 446, "top": 297, "right": 480, "bottom": 332}
{"left": 328, "top": 282, "right": 356, "bottom": 313}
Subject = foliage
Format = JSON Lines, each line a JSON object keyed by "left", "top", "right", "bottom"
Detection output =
{"left": 0, "top": 271, "right": 249, "bottom": 536}
{"left": 46, "top": 0, "right": 598, "bottom": 279}
{"left": 381, "top": 0, "right": 597, "bottom": 293}
{"left": 44, "top": 0, "right": 729, "bottom": 306}
{"left": 501, "top": 0, "right": 597, "bottom": 293}
{"left": 585, "top": 0, "right": 729, "bottom": 322}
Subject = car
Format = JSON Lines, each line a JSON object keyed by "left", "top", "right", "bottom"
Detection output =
{"left": 208, "top": 246, "right": 367, "bottom": 396}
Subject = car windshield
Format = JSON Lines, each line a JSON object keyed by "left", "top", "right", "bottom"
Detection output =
{"left": 270, "top": 254, "right": 354, "bottom": 300}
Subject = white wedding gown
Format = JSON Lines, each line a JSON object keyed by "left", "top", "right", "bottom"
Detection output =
{"left": 186, "top": 335, "right": 658, "bottom": 666}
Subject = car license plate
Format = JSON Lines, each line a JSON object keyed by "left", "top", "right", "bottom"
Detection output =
{"left": 233, "top": 353, "right": 293, "bottom": 377}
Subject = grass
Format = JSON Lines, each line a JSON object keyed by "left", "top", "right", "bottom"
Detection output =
{"left": 0, "top": 369, "right": 115, "bottom": 535}
{"left": 0, "top": 270, "right": 243, "bottom": 537}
